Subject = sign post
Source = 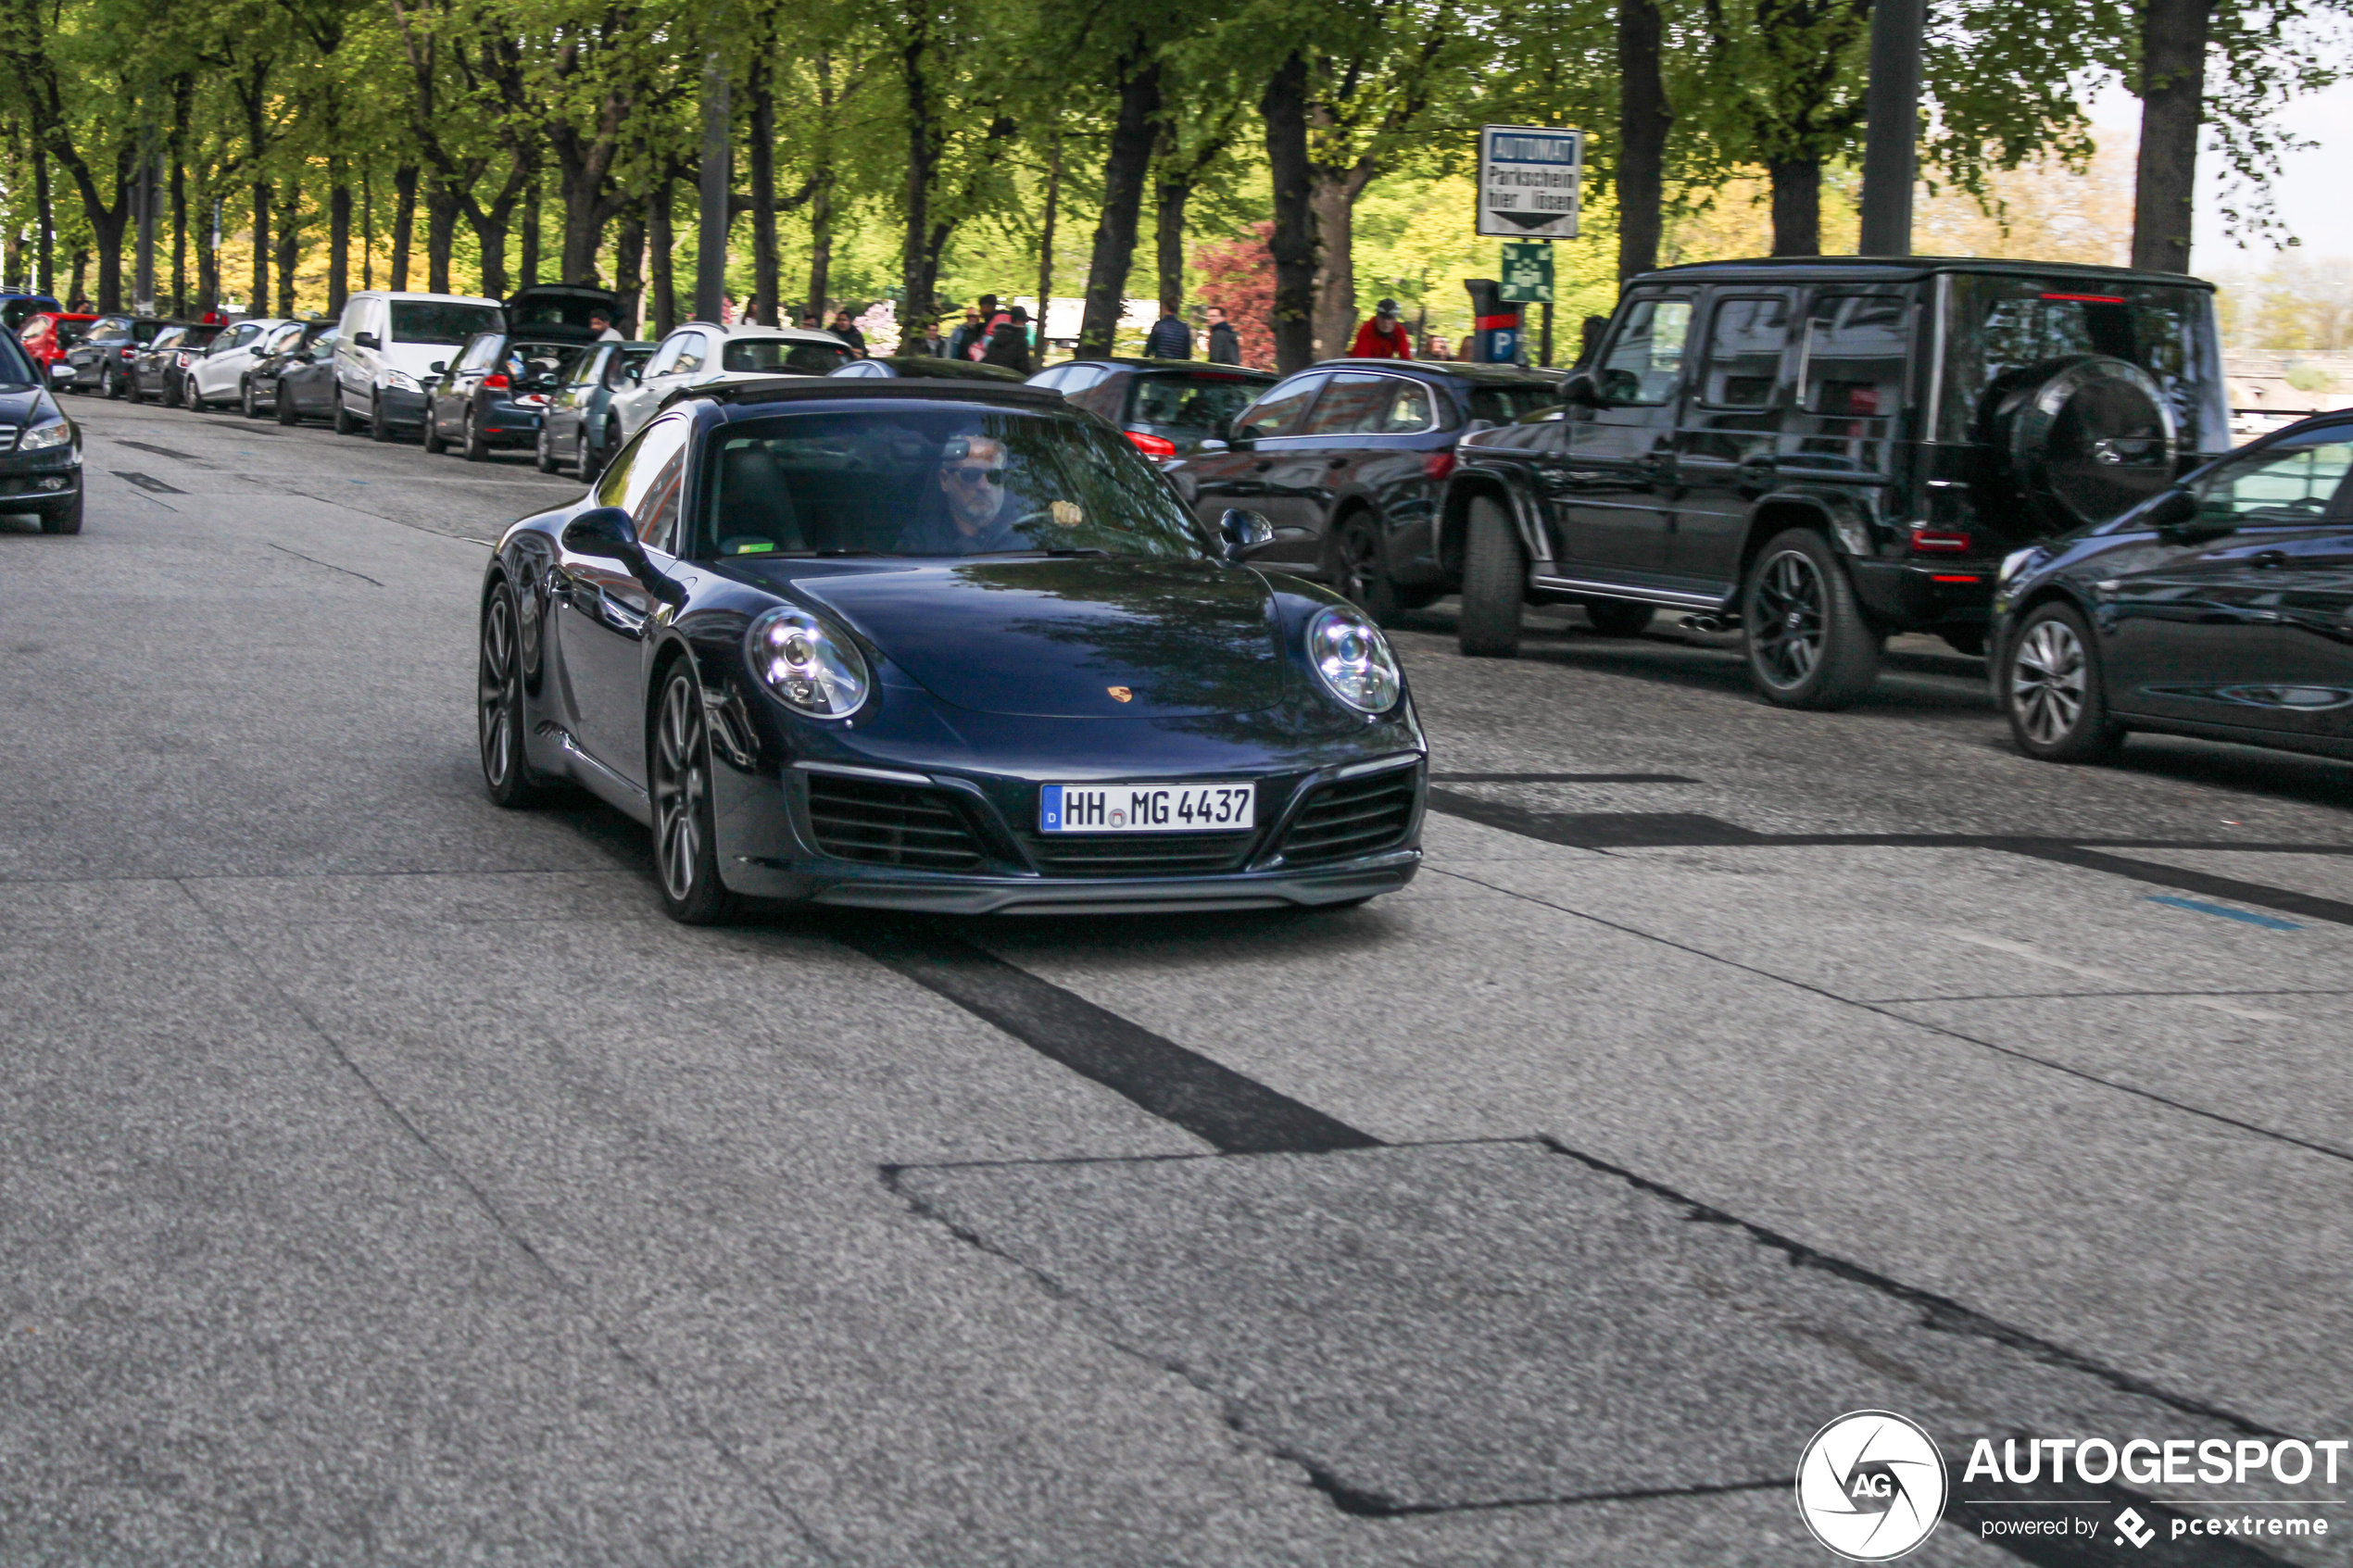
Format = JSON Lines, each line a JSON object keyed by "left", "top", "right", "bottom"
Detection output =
{"left": 1477, "top": 126, "right": 1583, "bottom": 241}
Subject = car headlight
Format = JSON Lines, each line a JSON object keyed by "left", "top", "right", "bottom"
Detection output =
{"left": 1998, "top": 546, "right": 2044, "bottom": 586}
{"left": 382, "top": 370, "right": 419, "bottom": 393}
{"left": 1306, "top": 603, "right": 1402, "bottom": 713}
{"left": 18, "top": 420, "right": 70, "bottom": 451}
{"left": 747, "top": 607, "right": 869, "bottom": 718}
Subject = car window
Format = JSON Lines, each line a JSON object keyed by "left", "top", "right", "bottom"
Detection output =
{"left": 309, "top": 327, "right": 338, "bottom": 353}
{"left": 607, "top": 348, "right": 650, "bottom": 388}
{"left": 1300, "top": 373, "right": 1432, "bottom": 435}
{"left": 1596, "top": 295, "right": 1692, "bottom": 406}
{"left": 634, "top": 448, "right": 689, "bottom": 552}
{"left": 1801, "top": 294, "right": 1907, "bottom": 417}
{"left": 693, "top": 408, "right": 1214, "bottom": 560}
{"left": 1701, "top": 296, "right": 1792, "bottom": 408}
{"left": 564, "top": 347, "right": 604, "bottom": 387}
{"left": 670, "top": 335, "right": 709, "bottom": 375}
{"left": 724, "top": 338, "right": 851, "bottom": 375}
{"left": 1466, "top": 384, "right": 1563, "bottom": 424}
{"left": 263, "top": 323, "right": 304, "bottom": 353}
{"left": 2188, "top": 429, "right": 2353, "bottom": 526}
{"left": 151, "top": 328, "right": 185, "bottom": 352}
{"left": 457, "top": 334, "right": 502, "bottom": 372}
{"left": 598, "top": 415, "right": 693, "bottom": 520}
{"left": 1128, "top": 374, "right": 1265, "bottom": 433}
{"left": 643, "top": 336, "right": 689, "bottom": 378}
{"left": 388, "top": 300, "right": 502, "bottom": 345}
{"left": 1235, "top": 374, "right": 1327, "bottom": 440}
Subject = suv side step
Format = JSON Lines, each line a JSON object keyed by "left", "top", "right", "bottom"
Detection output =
{"left": 1529, "top": 572, "right": 1726, "bottom": 610}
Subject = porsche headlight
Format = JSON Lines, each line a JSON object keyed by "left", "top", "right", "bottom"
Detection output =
{"left": 747, "top": 607, "right": 869, "bottom": 718}
{"left": 1306, "top": 603, "right": 1402, "bottom": 714}
{"left": 17, "top": 420, "right": 70, "bottom": 452}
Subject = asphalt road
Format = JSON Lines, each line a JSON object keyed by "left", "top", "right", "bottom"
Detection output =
{"left": 6, "top": 389, "right": 2353, "bottom": 1567}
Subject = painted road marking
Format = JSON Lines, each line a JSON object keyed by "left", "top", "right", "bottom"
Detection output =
{"left": 2144, "top": 896, "right": 2305, "bottom": 932}
{"left": 1944, "top": 931, "right": 2294, "bottom": 1023}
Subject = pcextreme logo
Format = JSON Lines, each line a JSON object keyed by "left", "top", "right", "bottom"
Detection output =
{"left": 1795, "top": 1411, "right": 1949, "bottom": 1562}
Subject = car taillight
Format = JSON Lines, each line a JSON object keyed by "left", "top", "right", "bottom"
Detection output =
{"left": 1910, "top": 525, "right": 1974, "bottom": 554}
{"left": 1126, "top": 430, "right": 1176, "bottom": 459}
{"left": 484, "top": 372, "right": 510, "bottom": 391}
{"left": 119, "top": 346, "right": 134, "bottom": 358}
{"left": 1424, "top": 452, "right": 1455, "bottom": 481}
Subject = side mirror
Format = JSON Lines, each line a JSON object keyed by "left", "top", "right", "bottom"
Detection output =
{"left": 2148, "top": 487, "right": 2215, "bottom": 542}
{"left": 562, "top": 506, "right": 642, "bottom": 563}
{"left": 1561, "top": 370, "right": 1603, "bottom": 408}
{"left": 429, "top": 360, "right": 447, "bottom": 375}
{"left": 1217, "top": 508, "right": 1276, "bottom": 563}
{"left": 352, "top": 331, "right": 379, "bottom": 350}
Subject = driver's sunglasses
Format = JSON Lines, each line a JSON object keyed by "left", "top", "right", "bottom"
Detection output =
{"left": 944, "top": 465, "right": 1007, "bottom": 486}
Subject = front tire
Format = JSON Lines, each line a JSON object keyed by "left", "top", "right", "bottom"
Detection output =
{"left": 241, "top": 378, "right": 262, "bottom": 419}
{"left": 478, "top": 583, "right": 557, "bottom": 808}
{"left": 1457, "top": 495, "right": 1526, "bottom": 658}
{"left": 101, "top": 364, "right": 122, "bottom": 400}
{"left": 370, "top": 393, "right": 396, "bottom": 442}
{"left": 2005, "top": 602, "right": 2123, "bottom": 762}
{"left": 333, "top": 393, "right": 357, "bottom": 434}
{"left": 422, "top": 408, "right": 447, "bottom": 454}
{"left": 38, "top": 491, "right": 82, "bottom": 534}
{"left": 1334, "top": 512, "right": 1408, "bottom": 625}
{"left": 461, "top": 407, "right": 488, "bottom": 462}
{"left": 535, "top": 424, "right": 557, "bottom": 473}
{"left": 124, "top": 370, "right": 144, "bottom": 405}
{"left": 1741, "top": 528, "right": 1881, "bottom": 709}
{"left": 650, "top": 671, "right": 736, "bottom": 924}
{"left": 276, "top": 379, "right": 300, "bottom": 425}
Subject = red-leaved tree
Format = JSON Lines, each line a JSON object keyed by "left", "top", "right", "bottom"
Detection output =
{"left": 1191, "top": 222, "right": 1277, "bottom": 370}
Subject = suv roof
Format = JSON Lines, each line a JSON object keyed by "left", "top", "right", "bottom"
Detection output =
{"left": 1637, "top": 255, "right": 2216, "bottom": 292}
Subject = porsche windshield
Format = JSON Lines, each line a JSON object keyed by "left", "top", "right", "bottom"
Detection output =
{"left": 698, "top": 408, "right": 1212, "bottom": 560}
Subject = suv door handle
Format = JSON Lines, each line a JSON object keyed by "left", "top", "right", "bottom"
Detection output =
{"left": 1252, "top": 460, "right": 1273, "bottom": 473}
{"left": 2251, "top": 549, "right": 2288, "bottom": 569}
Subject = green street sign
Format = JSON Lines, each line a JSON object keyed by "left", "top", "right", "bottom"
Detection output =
{"left": 1498, "top": 241, "right": 1554, "bottom": 303}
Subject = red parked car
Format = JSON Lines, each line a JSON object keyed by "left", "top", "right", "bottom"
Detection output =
{"left": 19, "top": 311, "right": 98, "bottom": 389}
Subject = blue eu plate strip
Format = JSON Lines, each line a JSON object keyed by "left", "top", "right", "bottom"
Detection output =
{"left": 1039, "top": 784, "right": 1063, "bottom": 833}
{"left": 2144, "top": 896, "right": 2303, "bottom": 931}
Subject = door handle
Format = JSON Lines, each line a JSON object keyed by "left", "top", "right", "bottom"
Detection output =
{"left": 1252, "top": 461, "right": 1273, "bottom": 473}
{"left": 597, "top": 589, "right": 648, "bottom": 635}
{"left": 2251, "top": 549, "right": 2288, "bottom": 569}
{"left": 1327, "top": 458, "right": 1348, "bottom": 470}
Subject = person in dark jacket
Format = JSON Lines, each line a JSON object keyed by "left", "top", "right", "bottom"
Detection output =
{"left": 828, "top": 309, "right": 867, "bottom": 357}
{"left": 1204, "top": 306, "right": 1240, "bottom": 365}
{"left": 980, "top": 307, "right": 1035, "bottom": 375}
{"left": 907, "top": 320, "right": 949, "bottom": 357}
{"left": 1142, "top": 307, "right": 1192, "bottom": 360}
{"left": 945, "top": 307, "right": 984, "bottom": 361}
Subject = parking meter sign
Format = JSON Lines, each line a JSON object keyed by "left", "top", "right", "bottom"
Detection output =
{"left": 1478, "top": 125, "right": 1583, "bottom": 240}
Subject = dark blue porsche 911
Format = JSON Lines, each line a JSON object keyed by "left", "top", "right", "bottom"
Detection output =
{"left": 476, "top": 379, "right": 1428, "bottom": 921}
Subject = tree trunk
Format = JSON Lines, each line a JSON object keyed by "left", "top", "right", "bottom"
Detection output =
{"left": 196, "top": 195, "right": 218, "bottom": 313}
{"left": 749, "top": 62, "right": 778, "bottom": 325}
{"left": 328, "top": 157, "right": 351, "bottom": 312}
{"left": 170, "top": 153, "right": 187, "bottom": 314}
{"left": 250, "top": 173, "right": 270, "bottom": 315}
{"left": 275, "top": 175, "right": 301, "bottom": 315}
{"left": 1152, "top": 158, "right": 1187, "bottom": 319}
{"left": 806, "top": 169, "right": 833, "bottom": 323}
{"left": 1768, "top": 159, "right": 1820, "bottom": 255}
{"left": 556, "top": 158, "right": 611, "bottom": 284}
{"left": 426, "top": 179, "right": 459, "bottom": 294}
{"left": 520, "top": 182, "right": 540, "bottom": 285}
{"left": 648, "top": 182, "right": 676, "bottom": 337}
{"left": 474, "top": 207, "right": 509, "bottom": 299}
{"left": 612, "top": 208, "right": 644, "bottom": 335}
{"left": 1261, "top": 52, "right": 1317, "bottom": 374}
{"left": 391, "top": 165, "right": 417, "bottom": 290}
{"left": 2131, "top": 0, "right": 2211, "bottom": 271}
{"left": 69, "top": 247, "right": 88, "bottom": 307}
{"left": 33, "top": 141, "right": 53, "bottom": 296}
{"left": 899, "top": 23, "right": 938, "bottom": 315}
{"left": 1617, "top": 0, "right": 1670, "bottom": 279}
{"left": 1037, "top": 133, "right": 1063, "bottom": 352}
{"left": 1308, "top": 167, "right": 1376, "bottom": 360}
{"left": 1076, "top": 46, "right": 1162, "bottom": 358}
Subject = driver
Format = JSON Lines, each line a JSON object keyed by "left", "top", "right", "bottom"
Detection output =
{"left": 893, "top": 433, "right": 1024, "bottom": 555}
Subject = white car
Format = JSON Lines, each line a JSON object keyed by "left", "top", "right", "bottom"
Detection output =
{"left": 332, "top": 290, "right": 507, "bottom": 441}
{"left": 605, "top": 323, "right": 855, "bottom": 445}
{"left": 185, "top": 318, "right": 298, "bottom": 411}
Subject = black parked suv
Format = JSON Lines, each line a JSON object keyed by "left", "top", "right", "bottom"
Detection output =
{"left": 1031, "top": 358, "right": 1277, "bottom": 463}
{"left": 1445, "top": 257, "right": 2229, "bottom": 708}
{"left": 69, "top": 316, "right": 172, "bottom": 399}
{"left": 1167, "top": 359, "right": 1560, "bottom": 619}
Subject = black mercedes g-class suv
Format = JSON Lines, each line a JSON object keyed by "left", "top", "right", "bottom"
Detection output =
{"left": 1442, "top": 257, "right": 2229, "bottom": 708}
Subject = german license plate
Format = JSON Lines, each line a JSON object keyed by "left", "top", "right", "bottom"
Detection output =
{"left": 1040, "top": 782, "right": 1254, "bottom": 834}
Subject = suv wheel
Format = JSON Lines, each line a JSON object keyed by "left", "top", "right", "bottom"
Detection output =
{"left": 2005, "top": 603, "right": 2123, "bottom": 762}
{"left": 1335, "top": 513, "right": 1405, "bottom": 625}
{"left": 1741, "top": 528, "right": 1881, "bottom": 709}
{"left": 1457, "top": 495, "right": 1525, "bottom": 658}
{"left": 1581, "top": 600, "right": 1655, "bottom": 637}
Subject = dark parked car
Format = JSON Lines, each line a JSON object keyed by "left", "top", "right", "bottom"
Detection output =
{"left": 1992, "top": 410, "right": 2353, "bottom": 766}
{"left": 537, "top": 341, "right": 654, "bottom": 480}
{"left": 1445, "top": 257, "right": 2230, "bottom": 709}
{"left": 475, "top": 378, "right": 1426, "bottom": 921}
{"left": 1030, "top": 358, "right": 1277, "bottom": 463}
{"left": 0, "top": 293, "right": 64, "bottom": 335}
{"left": 127, "top": 322, "right": 221, "bottom": 406}
{"left": 1165, "top": 359, "right": 1560, "bottom": 621}
{"left": 828, "top": 355, "right": 1026, "bottom": 384}
{"left": 0, "top": 324, "right": 84, "bottom": 533}
{"left": 422, "top": 283, "right": 618, "bottom": 459}
{"left": 69, "top": 316, "right": 173, "bottom": 399}
{"left": 254, "top": 322, "right": 340, "bottom": 421}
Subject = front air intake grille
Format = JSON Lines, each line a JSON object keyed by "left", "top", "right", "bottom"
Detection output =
{"left": 1277, "top": 768, "right": 1417, "bottom": 866}
{"left": 804, "top": 772, "right": 984, "bottom": 871}
{"left": 1029, "top": 831, "right": 1258, "bottom": 878}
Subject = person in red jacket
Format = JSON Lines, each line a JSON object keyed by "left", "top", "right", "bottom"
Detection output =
{"left": 1349, "top": 298, "right": 1413, "bottom": 359}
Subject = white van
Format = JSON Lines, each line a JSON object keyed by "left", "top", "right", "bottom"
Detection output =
{"left": 333, "top": 290, "right": 504, "bottom": 441}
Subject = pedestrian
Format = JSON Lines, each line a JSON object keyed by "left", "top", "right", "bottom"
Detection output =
{"left": 1425, "top": 332, "right": 1451, "bottom": 361}
{"left": 908, "top": 319, "right": 949, "bottom": 357}
{"left": 1204, "top": 305, "right": 1240, "bottom": 366}
{"left": 799, "top": 311, "right": 821, "bottom": 330}
{"left": 1349, "top": 298, "right": 1414, "bottom": 359}
{"left": 963, "top": 295, "right": 1001, "bottom": 361}
{"left": 981, "top": 306, "right": 1035, "bottom": 374}
{"left": 947, "top": 307, "right": 985, "bottom": 361}
{"left": 828, "top": 308, "right": 867, "bottom": 357}
{"left": 587, "top": 309, "right": 623, "bottom": 343}
{"left": 1143, "top": 304, "right": 1192, "bottom": 360}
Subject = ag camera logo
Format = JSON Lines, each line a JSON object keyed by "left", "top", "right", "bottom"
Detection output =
{"left": 1796, "top": 1411, "right": 1949, "bottom": 1561}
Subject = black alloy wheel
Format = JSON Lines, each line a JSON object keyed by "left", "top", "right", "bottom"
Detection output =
{"left": 1740, "top": 528, "right": 1881, "bottom": 710}
{"left": 241, "top": 377, "right": 262, "bottom": 419}
{"left": 1581, "top": 600, "right": 1655, "bottom": 637}
{"left": 2005, "top": 602, "right": 2124, "bottom": 763}
{"left": 370, "top": 393, "right": 396, "bottom": 442}
{"left": 534, "top": 423, "right": 557, "bottom": 473}
{"left": 276, "top": 379, "right": 300, "bottom": 425}
{"left": 477, "top": 583, "right": 555, "bottom": 808}
{"left": 572, "top": 421, "right": 597, "bottom": 481}
{"left": 1335, "top": 513, "right": 1407, "bottom": 625}
{"left": 422, "top": 405, "right": 447, "bottom": 454}
{"left": 650, "top": 670, "right": 736, "bottom": 924}
{"left": 462, "top": 406, "right": 489, "bottom": 462}
{"left": 101, "top": 363, "right": 121, "bottom": 400}
{"left": 1457, "top": 495, "right": 1526, "bottom": 658}
{"left": 123, "top": 369, "right": 143, "bottom": 405}
{"left": 333, "top": 393, "right": 358, "bottom": 434}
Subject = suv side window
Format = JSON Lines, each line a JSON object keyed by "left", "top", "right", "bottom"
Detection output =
{"left": 1802, "top": 294, "right": 1908, "bottom": 417}
{"left": 1235, "top": 374, "right": 1327, "bottom": 440}
{"left": 1700, "top": 297, "right": 1792, "bottom": 408}
{"left": 1596, "top": 296, "right": 1692, "bottom": 405}
{"left": 1302, "top": 373, "right": 1433, "bottom": 434}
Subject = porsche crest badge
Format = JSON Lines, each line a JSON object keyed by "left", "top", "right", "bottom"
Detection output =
{"left": 1106, "top": 686, "right": 1133, "bottom": 703}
